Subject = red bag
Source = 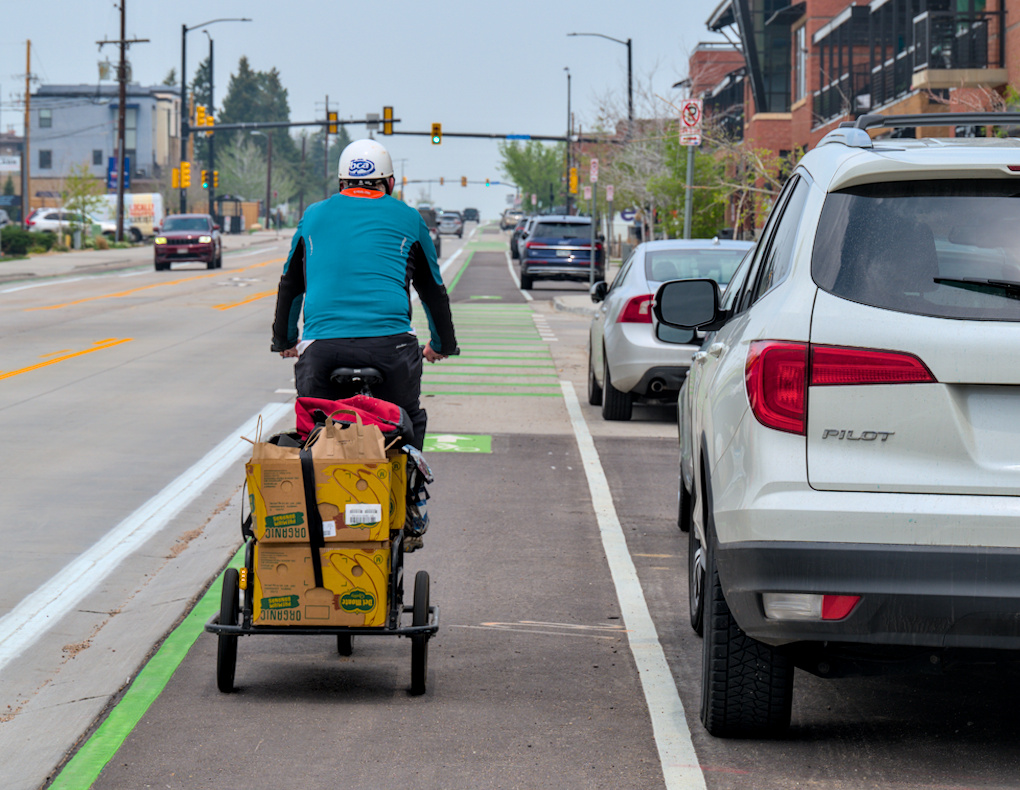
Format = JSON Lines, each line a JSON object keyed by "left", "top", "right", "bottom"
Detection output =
{"left": 295, "top": 394, "right": 413, "bottom": 443}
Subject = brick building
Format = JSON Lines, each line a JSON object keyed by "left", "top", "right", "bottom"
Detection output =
{"left": 696, "top": 0, "right": 1016, "bottom": 157}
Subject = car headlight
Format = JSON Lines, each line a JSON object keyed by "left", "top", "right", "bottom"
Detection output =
{"left": 154, "top": 237, "right": 167, "bottom": 245}
{"left": 198, "top": 235, "right": 212, "bottom": 243}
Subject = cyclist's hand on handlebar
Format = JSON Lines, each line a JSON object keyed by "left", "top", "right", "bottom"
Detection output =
{"left": 423, "top": 341, "right": 447, "bottom": 363}
{"left": 280, "top": 346, "right": 300, "bottom": 358}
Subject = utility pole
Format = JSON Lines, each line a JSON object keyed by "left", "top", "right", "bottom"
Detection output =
{"left": 206, "top": 33, "right": 215, "bottom": 219}
{"left": 98, "top": 3, "right": 148, "bottom": 241}
{"left": 298, "top": 134, "right": 306, "bottom": 220}
{"left": 323, "top": 94, "right": 330, "bottom": 198}
{"left": 22, "top": 40, "right": 30, "bottom": 229}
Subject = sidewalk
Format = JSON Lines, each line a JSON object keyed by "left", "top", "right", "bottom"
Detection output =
{"left": 0, "top": 229, "right": 288, "bottom": 285}
{"left": 553, "top": 293, "right": 598, "bottom": 318}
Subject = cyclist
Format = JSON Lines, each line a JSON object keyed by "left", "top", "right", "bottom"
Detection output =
{"left": 271, "top": 139, "right": 458, "bottom": 449}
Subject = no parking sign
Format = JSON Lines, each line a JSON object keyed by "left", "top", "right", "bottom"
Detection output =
{"left": 680, "top": 99, "right": 702, "bottom": 146}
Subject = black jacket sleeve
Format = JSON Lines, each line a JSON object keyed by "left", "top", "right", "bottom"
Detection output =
{"left": 409, "top": 243, "right": 459, "bottom": 355}
{"left": 271, "top": 237, "right": 306, "bottom": 351}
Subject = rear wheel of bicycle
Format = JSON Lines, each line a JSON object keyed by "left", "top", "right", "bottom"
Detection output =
{"left": 410, "top": 570, "right": 430, "bottom": 696}
{"left": 337, "top": 634, "right": 354, "bottom": 656}
{"left": 217, "top": 568, "right": 240, "bottom": 693}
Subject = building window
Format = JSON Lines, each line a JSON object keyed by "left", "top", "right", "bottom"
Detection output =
{"left": 793, "top": 26, "right": 807, "bottom": 102}
{"left": 39, "top": 108, "right": 52, "bottom": 128}
{"left": 125, "top": 108, "right": 137, "bottom": 155}
{"left": 93, "top": 149, "right": 103, "bottom": 166}
{"left": 39, "top": 150, "right": 52, "bottom": 169}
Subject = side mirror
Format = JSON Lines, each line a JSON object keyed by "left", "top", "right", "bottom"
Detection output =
{"left": 590, "top": 281, "right": 609, "bottom": 303}
{"left": 152, "top": 226, "right": 160, "bottom": 234}
{"left": 653, "top": 278, "right": 722, "bottom": 330}
{"left": 213, "top": 224, "right": 220, "bottom": 231}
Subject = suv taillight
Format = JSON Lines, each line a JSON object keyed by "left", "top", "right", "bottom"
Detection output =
{"left": 618, "top": 294, "right": 653, "bottom": 323}
{"left": 746, "top": 341, "right": 808, "bottom": 434}
{"left": 745, "top": 341, "right": 937, "bottom": 435}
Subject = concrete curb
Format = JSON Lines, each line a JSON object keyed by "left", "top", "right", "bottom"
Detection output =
{"left": 553, "top": 297, "right": 597, "bottom": 318}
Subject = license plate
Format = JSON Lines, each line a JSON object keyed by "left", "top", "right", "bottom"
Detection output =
{"left": 556, "top": 249, "right": 571, "bottom": 257}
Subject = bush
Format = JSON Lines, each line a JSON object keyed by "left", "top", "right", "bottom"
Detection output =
{"left": 94, "top": 235, "right": 109, "bottom": 250}
{"left": 1, "top": 226, "right": 33, "bottom": 256}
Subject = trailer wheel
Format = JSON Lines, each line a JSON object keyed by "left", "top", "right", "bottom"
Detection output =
{"left": 217, "top": 568, "right": 240, "bottom": 693}
{"left": 410, "top": 570, "right": 430, "bottom": 696}
{"left": 337, "top": 634, "right": 354, "bottom": 656}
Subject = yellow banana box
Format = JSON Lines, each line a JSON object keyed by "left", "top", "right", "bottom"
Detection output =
{"left": 246, "top": 452, "right": 406, "bottom": 543}
{"left": 252, "top": 541, "right": 390, "bottom": 627}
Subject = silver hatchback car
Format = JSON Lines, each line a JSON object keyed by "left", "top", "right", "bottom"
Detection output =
{"left": 587, "top": 238, "right": 753, "bottom": 420}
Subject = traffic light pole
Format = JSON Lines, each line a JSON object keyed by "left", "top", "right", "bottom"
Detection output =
{"left": 207, "top": 34, "right": 215, "bottom": 219}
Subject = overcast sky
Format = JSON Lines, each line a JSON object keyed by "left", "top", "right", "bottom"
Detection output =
{"left": 1, "top": 0, "right": 728, "bottom": 219}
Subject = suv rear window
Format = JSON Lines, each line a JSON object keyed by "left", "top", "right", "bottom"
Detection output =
{"left": 812, "top": 180, "right": 1020, "bottom": 321}
{"left": 532, "top": 221, "right": 590, "bottom": 238}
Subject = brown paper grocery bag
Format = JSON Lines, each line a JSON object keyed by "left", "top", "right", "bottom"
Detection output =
{"left": 310, "top": 414, "right": 386, "bottom": 462}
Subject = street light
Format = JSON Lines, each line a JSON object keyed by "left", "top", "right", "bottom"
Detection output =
{"left": 250, "top": 130, "right": 272, "bottom": 232}
{"left": 564, "top": 67, "right": 572, "bottom": 215}
{"left": 180, "top": 17, "right": 251, "bottom": 212}
{"left": 568, "top": 32, "right": 632, "bottom": 138}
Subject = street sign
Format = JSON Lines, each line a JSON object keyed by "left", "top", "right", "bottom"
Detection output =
{"left": 583, "top": 185, "right": 592, "bottom": 201}
{"left": 531, "top": 193, "right": 537, "bottom": 205}
{"left": 505, "top": 134, "right": 531, "bottom": 140}
{"left": 680, "top": 98, "right": 703, "bottom": 147}
{"left": 606, "top": 185, "right": 614, "bottom": 202}
{"left": 590, "top": 158, "right": 599, "bottom": 183}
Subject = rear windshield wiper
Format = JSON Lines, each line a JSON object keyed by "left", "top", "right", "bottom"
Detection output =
{"left": 933, "top": 277, "right": 1020, "bottom": 301}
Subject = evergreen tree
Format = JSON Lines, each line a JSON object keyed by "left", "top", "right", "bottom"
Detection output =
{"left": 192, "top": 57, "right": 212, "bottom": 163}
{"left": 3, "top": 175, "right": 14, "bottom": 196}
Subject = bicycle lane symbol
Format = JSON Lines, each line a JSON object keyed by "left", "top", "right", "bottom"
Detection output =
{"left": 422, "top": 434, "right": 492, "bottom": 453}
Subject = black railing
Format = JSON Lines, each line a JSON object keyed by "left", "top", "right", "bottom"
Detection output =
{"left": 813, "top": 64, "right": 871, "bottom": 124}
{"left": 913, "top": 10, "right": 1001, "bottom": 71}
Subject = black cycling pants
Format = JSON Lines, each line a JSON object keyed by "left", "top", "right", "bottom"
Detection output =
{"left": 294, "top": 334, "right": 425, "bottom": 449}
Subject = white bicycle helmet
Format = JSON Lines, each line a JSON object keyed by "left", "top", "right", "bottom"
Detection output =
{"left": 338, "top": 139, "right": 394, "bottom": 182}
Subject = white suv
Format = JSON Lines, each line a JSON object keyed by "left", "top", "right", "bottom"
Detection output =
{"left": 656, "top": 112, "right": 1020, "bottom": 737}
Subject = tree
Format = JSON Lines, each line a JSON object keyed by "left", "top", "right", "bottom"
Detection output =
{"left": 162, "top": 68, "right": 177, "bottom": 86}
{"left": 218, "top": 133, "right": 296, "bottom": 216}
{"left": 3, "top": 175, "right": 14, "bottom": 196}
{"left": 497, "top": 141, "right": 566, "bottom": 211}
{"left": 192, "top": 57, "right": 212, "bottom": 162}
{"left": 62, "top": 162, "right": 105, "bottom": 238}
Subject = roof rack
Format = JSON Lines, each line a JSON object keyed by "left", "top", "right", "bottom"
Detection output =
{"left": 848, "top": 112, "right": 1020, "bottom": 130}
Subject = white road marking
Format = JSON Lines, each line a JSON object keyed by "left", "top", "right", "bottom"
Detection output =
{"left": 0, "top": 402, "right": 293, "bottom": 674}
{"left": 560, "top": 381, "right": 706, "bottom": 790}
{"left": 506, "top": 249, "right": 532, "bottom": 301}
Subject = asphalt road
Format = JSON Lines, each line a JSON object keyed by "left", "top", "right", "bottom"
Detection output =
{"left": 3, "top": 224, "right": 1020, "bottom": 790}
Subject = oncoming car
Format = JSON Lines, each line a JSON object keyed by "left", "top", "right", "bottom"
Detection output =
{"left": 588, "top": 238, "right": 753, "bottom": 420}
{"left": 657, "top": 112, "right": 1020, "bottom": 738}
{"left": 153, "top": 214, "right": 222, "bottom": 270}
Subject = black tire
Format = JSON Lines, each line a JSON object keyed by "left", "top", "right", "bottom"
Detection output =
{"left": 587, "top": 345, "right": 603, "bottom": 406}
{"left": 337, "top": 634, "right": 354, "bottom": 656}
{"left": 410, "top": 570, "right": 430, "bottom": 696}
{"left": 129, "top": 227, "right": 142, "bottom": 243}
{"left": 601, "top": 357, "right": 633, "bottom": 421}
{"left": 217, "top": 568, "right": 240, "bottom": 693}
{"left": 700, "top": 534, "right": 793, "bottom": 737}
{"left": 206, "top": 258, "right": 216, "bottom": 269}
{"left": 154, "top": 262, "right": 168, "bottom": 271}
{"left": 520, "top": 274, "right": 533, "bottom": 291}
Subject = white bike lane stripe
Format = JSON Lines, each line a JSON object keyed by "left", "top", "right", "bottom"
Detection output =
{"left": 0, "top": 402, "right": 293, "bottom": 674}
{"left": 560, "top": 381, "right": 707, "bottom": 790}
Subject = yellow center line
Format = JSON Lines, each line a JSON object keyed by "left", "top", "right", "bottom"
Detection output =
{"left": 213, "top": 289, "right": 277, "bottom": 311}
{"left": 25, "top": 258, "right": 284, "bottom": 312}
{"left": 0, "top": 338, "right": 132, "bottom": 381}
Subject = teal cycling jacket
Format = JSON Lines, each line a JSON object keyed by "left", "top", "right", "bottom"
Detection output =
{"left": 272, "top": 187, "right": 458, "bottom": 354}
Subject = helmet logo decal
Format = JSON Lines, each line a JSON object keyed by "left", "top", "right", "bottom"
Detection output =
{"left": 348, "top": 159, "right": 376, "bottom": 177}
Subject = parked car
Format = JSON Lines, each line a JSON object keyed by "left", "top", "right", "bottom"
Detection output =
{"left": 657, "top": 112, "right": 1020, "bottom": 738}
{"left": 509, "top": 216, "right": 530, "bottom": 259}
{"left": 25, "top": 209, "right": 116, "bottom": 237}
{"left": 462, "top": 208, "right": 479, "bottom": 222}
{"left": 588, "top": 238, "right": 754, "bottom": 420}
{"left": 0, "top": 209, "right": 9, "bottom": 229}
{"left": 501, "top": 208, "right": 524, "bottom": 230}
{"left": 417, "top": 207, "right": 442, "bottom": 257}
{"left": 517, "top": 215, "right": 602, "bottom": 290}
{"left": 438, "top": 211, "right": 464, "bottom": 237}
{"left": 153, "top": 214, "right": 222, "bottom": 270}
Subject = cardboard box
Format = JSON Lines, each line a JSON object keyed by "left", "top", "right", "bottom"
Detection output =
{"left": 246, "top": 440, "right": 407, "bottom": 543}
{"left": 252, "top": 541, "right": 390, "bottom": 627}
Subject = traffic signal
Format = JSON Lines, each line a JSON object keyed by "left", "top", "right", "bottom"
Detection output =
{"left": 327, "top": 111, "right": 338, "bottom": 135}
{"left": 205, "top": 111, "right": 214, "bottom": 135}
{"left": 569, "top": 167, "right": 578, "bottom": 195}
{"left": 171, "top": 167, "right": 180, "bottom": 189}
{"left": 431, "top": 123, "right": 441, "bottom": 144}
{"left": 196, "top": 105, "right": 207, "bottom": 127}
{"left": 382, "top": 106, "right": 393, "bottom": 136}
{"left": 461, "top": 176, "right": 467, "bottom": 187}
{"left": 201, "top": 169, "right": 209, "bottom": 189}
{"left": 485, "top": 178, "right": 490, "bottom": 186}
{"left": 180, "top": 161, "right": 191, "bottom": 188}
{"left": 213, "top": 170, "right": 219, "bottom": 188}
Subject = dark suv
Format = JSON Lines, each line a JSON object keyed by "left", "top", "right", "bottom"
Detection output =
{"left": 462, "top": 208, "right": 479, "bottom": 222}
{"left": 417, "top": 207, "right": 442, "bottom": 257}
{"left": 518, "top": 215, "right": 603, "bottom": 290}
